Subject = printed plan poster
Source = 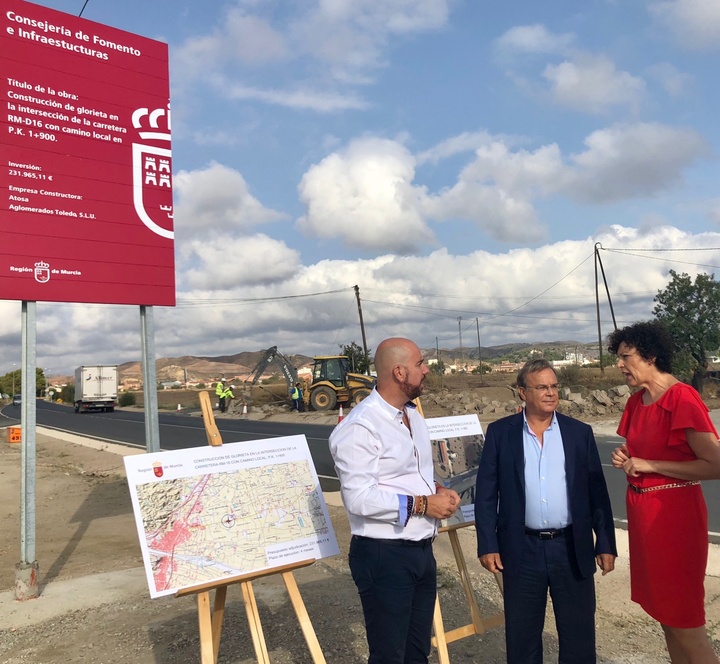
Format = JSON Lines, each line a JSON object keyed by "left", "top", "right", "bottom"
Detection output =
{"left": 425, "top": 415, "right": 485, "bottom": 524}
{"left": 124, "top": 436, "right": 339, "bottom": 598}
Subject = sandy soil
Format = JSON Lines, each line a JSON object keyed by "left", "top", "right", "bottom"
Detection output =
{"left": 0, "top": 426, "right": 718, "bottom": 663}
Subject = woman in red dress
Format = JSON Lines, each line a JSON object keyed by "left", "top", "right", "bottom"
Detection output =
{"left": 609, "top": 321, "right": 720, "bottom": 663}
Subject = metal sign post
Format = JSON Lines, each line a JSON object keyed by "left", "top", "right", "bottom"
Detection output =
{"left": 140, "top": 305, "right": 161, "bottom": 454}
{"left": 16, "top": 301, "right": 39, "bottom": 600}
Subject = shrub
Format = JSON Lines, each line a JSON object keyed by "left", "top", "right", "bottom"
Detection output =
{"left": 557, "top": 364, "right": 582, "bottom": 388}
{"left": 118, "top": 391, "right": 137, "bottom": 407}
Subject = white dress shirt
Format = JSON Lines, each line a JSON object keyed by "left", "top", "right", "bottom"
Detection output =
{"left": 328, "top": 388, "right": 437, "bottom": 541}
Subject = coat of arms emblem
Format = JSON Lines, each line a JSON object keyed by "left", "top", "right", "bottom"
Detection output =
{"left": 131, "top": 106, "right": 174, "bottom": 240}
{"left": 34, "top": 260, "right": 50, "bottom": 283}
{"left": 152, "top": 462, "right": 164, "bottom": 478}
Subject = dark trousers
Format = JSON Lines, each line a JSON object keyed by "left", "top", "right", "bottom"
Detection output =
{"left": 218, "top": 396, "right": 226, "bottom": 413}
{"left": 502, "top": 532, "right": 596, "bottom": 664}
{"left": 349, "top": 535, "right": 436, "bottom": 664}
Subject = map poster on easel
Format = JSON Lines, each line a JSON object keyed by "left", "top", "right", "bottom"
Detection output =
{"left": 123, "top": 435, "right": 340, "bottom": 598}
{"left": 426, "top": 414, "right": 484, "bottom": 525}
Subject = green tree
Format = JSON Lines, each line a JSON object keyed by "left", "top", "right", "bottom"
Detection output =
{"left": 59, "top": 384, "right": 75, "bottom": 404}
{"left": 653, "top": 270, "right": 720, "bottom": 392}
{"left": 429, "top": 359, "right": 446, "bottom": 375}
{"left": 339, "top": 341, "right": 372, "bottom": 374}
{"left": 0, "top": 368, "right": 46, "bottom": 397}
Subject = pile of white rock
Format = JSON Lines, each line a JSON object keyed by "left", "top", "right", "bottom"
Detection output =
{"left": 421, "top": 385, "right": 632, "bottom": 420}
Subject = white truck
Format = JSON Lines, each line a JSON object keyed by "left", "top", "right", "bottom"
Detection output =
{"left": 74, "top": 365, "right": 118, "bottom": 413}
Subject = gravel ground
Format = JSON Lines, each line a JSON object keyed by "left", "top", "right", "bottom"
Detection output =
{"left": 0, "top": 424, "right": 718, "bottom": 663}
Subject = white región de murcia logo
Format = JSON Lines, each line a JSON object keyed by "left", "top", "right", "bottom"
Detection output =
{"left": 131, "top": 105, "right": 174, "bottom": 240}
{"left": 34, "top": 260, "right": 50, "bottom": 284}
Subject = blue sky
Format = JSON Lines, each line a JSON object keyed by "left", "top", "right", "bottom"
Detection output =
{"left": 4, "top": 0, "right": 720, "bottom": 374}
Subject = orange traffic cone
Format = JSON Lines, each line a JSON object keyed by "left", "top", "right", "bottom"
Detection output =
{"left": 337, "top": 404, "right": 344, "bottom": 423}
{"left": 177, "top": 403, "right": 182, "bottom": 412}
{"left": 241, "top": 403, "right": 249, "bottom": 419}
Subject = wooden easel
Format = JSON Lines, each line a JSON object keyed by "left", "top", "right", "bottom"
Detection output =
{"left": 411, "top": 397, "right": 504, "bottom": 662}
{"left": 177, "top": 392, "right": 327, "bottom": 664}
{"left": 431, "top": 522, "right": 504, "bottom": 663}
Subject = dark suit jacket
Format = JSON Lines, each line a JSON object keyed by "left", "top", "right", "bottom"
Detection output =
{"left": 474, "top": 411, "right": 617, "bottom": 579}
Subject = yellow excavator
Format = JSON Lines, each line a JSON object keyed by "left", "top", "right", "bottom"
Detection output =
{"left": 306, "top": 355, "right": 375, "bottom": 411}
{"left": 244, "top": 348, "right": 375, "bottom": 411}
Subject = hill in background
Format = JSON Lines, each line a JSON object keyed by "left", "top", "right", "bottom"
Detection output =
{"left": 48, "top": 340, "right": 601, "bottom": 388}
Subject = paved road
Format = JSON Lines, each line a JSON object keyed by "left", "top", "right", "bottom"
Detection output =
{"left": 1, "top": 400, "right": 341, "bottom": 491}
{"left": 2, "top": 400, "right": 718, "bottom": 541}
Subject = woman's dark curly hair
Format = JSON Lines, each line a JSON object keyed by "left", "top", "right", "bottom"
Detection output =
{"left": 607, "top": 320, "right": 674, "bottom": 373}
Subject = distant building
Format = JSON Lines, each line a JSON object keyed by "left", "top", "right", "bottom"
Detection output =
{"left": 495, "top": 361, "right": 523, "bottom": 373}
{"left": 160, "top": 380, "right": 183, "bottom": 389}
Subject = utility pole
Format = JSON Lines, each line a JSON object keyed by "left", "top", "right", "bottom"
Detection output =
{"left": 436, "top": 336, "right": 443, "bottom": 389}
{"left": 457, "top": 316, "right": 463, "bottom": 371}
{"left": 594, "top": 245, "right": 604, "bottom": 373}
{"left": 476, "top": 317, "right": 483, "bottom": 378}
{"left": 594, "top": 243, "right": 619, "bottom": 373}
{"left": 354, "top": 285, "right": 370, "bottom": 375}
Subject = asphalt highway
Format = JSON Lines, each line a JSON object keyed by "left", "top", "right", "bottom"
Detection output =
{"left": 2, "top": 400, "right": 718, "bottom": 542}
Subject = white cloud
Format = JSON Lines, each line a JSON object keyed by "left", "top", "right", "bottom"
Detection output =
{"left": 179, "top": 234, "right": 301, "bottom": 290}
{"left": 416, "top": 131, "right": 499, "bottom": 164}
{"left": 649, "top": 0, "right": 720, "bottom": 49}
{"left": 295, "top": 123, "right": 707, "bottom": 250}
{"left": 543, "top": 54, "right": 646, "bottom": 114}
{"left": 493, "top": 26, "right": 646, "bottom": 116}
{"left": 564, "top": 123, "right": 708, "bottom": 203}
{"left": 6, "top": 226, "right": 719, "bottom": 374}
{"left": 215, "top": 78, "right": 370, "bottom": 112}
{"left": 173, "top": 0, "right": 452, "bottom": 105}
{"left": 174, "top": 162, "right": 287, "bottom": 235}
{"left": 296, "top": 137, "right": 435, "bottom": 253}
{"left": 495, "top": 24, "right": 575, "bottom": 56}
{"left": 174, "top": 8, "right": 287, "bottom": 75}
{"left": 647, "top": 62, "right": 694, "bottom": 97}
{"left": 423, "top": 142, "right": 562, "bottom": 242}
{"left": 293, "top": 0, "right": 451, "bottom": 83}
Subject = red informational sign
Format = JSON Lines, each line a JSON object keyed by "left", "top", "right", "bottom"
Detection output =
{"left": 0, "top": 0, "right": 175, "bottom": 305}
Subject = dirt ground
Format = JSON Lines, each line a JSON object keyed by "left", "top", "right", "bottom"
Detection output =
{"left": 0, "top": 426, "right": 719, "bottom": 664}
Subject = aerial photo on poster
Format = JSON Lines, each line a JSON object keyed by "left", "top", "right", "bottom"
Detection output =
{"left": 427, "top": 414, "right": 484, "bottom": 523}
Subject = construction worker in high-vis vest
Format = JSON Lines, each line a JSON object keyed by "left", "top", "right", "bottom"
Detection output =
{"left": 290, "top": 382, "right": 302, "bottom": 412}
{"left": 221, "top": 385, "right": 235, "bottom": 413}
{"left": 216, "top": 381, "right": 226, "bottom": 412}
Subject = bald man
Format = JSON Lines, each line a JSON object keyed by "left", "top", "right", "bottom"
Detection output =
{"left": 329, "top": 337, "right": 459, "bottom": 664}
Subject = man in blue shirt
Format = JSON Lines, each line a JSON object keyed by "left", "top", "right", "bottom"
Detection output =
{"left": 474, "top": 359, "right": 617, "bottom": 663}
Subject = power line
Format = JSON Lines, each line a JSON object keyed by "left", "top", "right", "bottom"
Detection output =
{"left": 175, "top": 287, "right": 353, "bottom": 307}
{"left": 601, "top": 249, "right": 720, "bottom": 271}
{"left": 79, "top": 0, "right": 91, "bottom": 17}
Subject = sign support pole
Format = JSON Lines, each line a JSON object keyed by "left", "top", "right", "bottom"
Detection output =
{"left": 16, "top": 300, "right": 39, "bottom": 599}
{"left": 140, "top": 305, "right": 160, "bottom": 453}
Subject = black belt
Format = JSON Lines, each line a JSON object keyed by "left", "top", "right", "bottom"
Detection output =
{"left": 524, "top": 525, "right": 572, "bottom": 540}
{"left": 352, "top": 535, "right": 435, "bottom": 547}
